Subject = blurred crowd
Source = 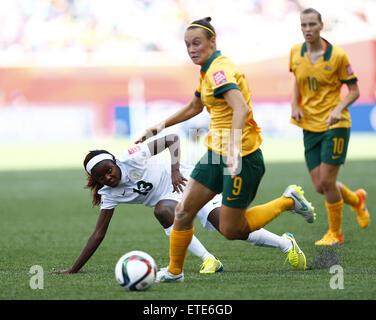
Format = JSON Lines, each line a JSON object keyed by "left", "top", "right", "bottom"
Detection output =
{"left": 0, "top": 0, "right": 375, "bottom": 66}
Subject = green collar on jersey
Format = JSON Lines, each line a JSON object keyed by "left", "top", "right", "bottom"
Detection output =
{"left": 300, "top": 38, "right": 333, "bottom": 61}
{"left": 201, "top": 50, "right": 222, "bottom": 73}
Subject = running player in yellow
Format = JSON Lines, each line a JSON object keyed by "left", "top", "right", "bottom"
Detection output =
{"left": 290, "top": 8, "right": 370, "bottom": 246}
{"left": 136, "top": 17, "right": 316, "bottom": 282}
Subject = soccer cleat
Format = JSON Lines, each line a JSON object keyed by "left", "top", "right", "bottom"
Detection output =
{"left": 352, "top": 189, "right": 370, "bottom": 228}
{"left": 283, "top": 185, "right": 316, "bottom": 223}
{"left": 314, "top": 231, "right": 344, "bottom": 246}
{"left": 282, "top": 233, "right": 306, "bottom": 270}
{"left": 199, "top": 258, "right": 224, "bottom": 274}
{"left": 155, "top": 267, "right": 184, "bottom": 283}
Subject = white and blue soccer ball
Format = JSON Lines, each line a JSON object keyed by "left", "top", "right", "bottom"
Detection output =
{"left": 115, "top": 250, "right": 157, "bottom": 291}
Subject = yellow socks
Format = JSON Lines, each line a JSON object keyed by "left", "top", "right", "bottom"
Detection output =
{"left": 167, "top": 196, "right": 294, "bottom": 274}
{"left": 339, "top": 183, "right": 360, "bottom": 207}
{"left": 168, "top": 227, "right": 194, "bottom": 275}
{"left": 245, "top": 196, "right": 294, "bottom": 232}
{"left": 325, "top": 200, "right": 344, "bottom": 235}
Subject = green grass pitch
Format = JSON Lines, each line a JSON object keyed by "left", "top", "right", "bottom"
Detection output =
{"left": 1, "top": 158, "right": 375, "bottom": 300}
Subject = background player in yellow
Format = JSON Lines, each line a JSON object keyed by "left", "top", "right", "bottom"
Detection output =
{"left": 136, "top": 17, "right": 316, "bottom": 282}
{"left": 289, "top": 8, "right": 370, "bottom": 246}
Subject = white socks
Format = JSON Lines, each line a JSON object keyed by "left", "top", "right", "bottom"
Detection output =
{"left": 164, "top": 226, "right": 215, "bottom": 261}
{"left": 164, "top": 226, "right": 293, "bottom": 260}
{"left": 245, "top": 228, "right": 293, "bottom": 253}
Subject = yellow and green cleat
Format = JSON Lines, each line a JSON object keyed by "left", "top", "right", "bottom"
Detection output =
{"left": 199, "top": 257, "right": 223, "bottom": 274}
{"left": 282, "top": 233, "right": 307, "bottom": 270}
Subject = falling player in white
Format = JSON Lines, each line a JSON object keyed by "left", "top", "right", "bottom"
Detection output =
{"left": 52, "top": 134, "right": 302, "bottom": 275}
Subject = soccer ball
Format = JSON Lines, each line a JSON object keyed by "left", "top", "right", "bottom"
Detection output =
{"left": 114, "top": 250, "right": 157, "bottom": 291}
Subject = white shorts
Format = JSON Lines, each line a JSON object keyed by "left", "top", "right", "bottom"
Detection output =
{"left": 162, "top": 191, "right": 222, "bottom": 232}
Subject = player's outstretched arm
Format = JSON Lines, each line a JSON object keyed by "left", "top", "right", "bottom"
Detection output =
{"left": 52, "top": 209, "right": 114, "bottom": 274}
{"left": 134, "top": 95, "right": 204, "bottom": 144}
{"left": 147, "top": 134, "right": 187, "bottom": 193}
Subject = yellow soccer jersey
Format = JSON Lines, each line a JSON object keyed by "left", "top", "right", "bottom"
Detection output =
{"left": 289, "top": 39, "right": 358, "bottom": 132}
{"left": 195, "top": 50, "right": 262, "bottom": 157}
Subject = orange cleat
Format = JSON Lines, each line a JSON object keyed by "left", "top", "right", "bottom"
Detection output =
{"left": 352, "top": 189, "right": 370, "bottom": 228}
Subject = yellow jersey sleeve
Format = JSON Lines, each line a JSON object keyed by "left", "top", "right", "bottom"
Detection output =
{"left": 197, "top": 53, "right": 262, "bottom": 157}
{"left": 206, "top": 60, "right": 240, "bottom": 98}
{"left": 337, "top": 51, "right": 357, "bottom": 84}
{"left": 195, "top": 77, "right": 202, "bottom": 98}
{"left": 289, "top": 46, "right": 295, "bottom": 72}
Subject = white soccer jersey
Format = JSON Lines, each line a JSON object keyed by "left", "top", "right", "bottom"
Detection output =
{"left": 97, "top": 143, "right": 222, "bottom": 231}
{"left": 98, "top": 144, "right": 174, "bottom": 209}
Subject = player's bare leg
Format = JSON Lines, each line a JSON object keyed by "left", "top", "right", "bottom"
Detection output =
{"left": 156, "top": 179, "right": 215, "bottom": 282}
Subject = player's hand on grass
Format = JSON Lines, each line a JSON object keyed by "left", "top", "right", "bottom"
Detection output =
{"left": 51, "top": 268, "right": 75, "bottom": 274}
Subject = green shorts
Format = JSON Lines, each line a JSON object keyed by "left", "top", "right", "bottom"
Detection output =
{"left": 190, "top": 148, "right": 265, "bottom": 209}
{"left": 303, "top": 128, "right": 350, "bottom": 172}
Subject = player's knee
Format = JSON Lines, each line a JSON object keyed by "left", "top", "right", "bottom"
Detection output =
{"left": 314, "top": 182, "right": 324, "bottom": 194}
{"left": 319, "top": 178, "right": 336, "bottom": 194}
{"left": 219, "top": 224, "right": 243, "bottom": 240}
{"left": 221, "top": 230, "right": 240, "bottom": 240}
{"left": 154, "top": 202, "right": 174, "bottom": 228}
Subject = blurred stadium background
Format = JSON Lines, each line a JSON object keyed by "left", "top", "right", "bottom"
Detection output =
{"left": 0, "top": 0, "right": 375, "bottom": 170}
{"left": 1, "top": 0, "right": 376, "bottom": 302}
